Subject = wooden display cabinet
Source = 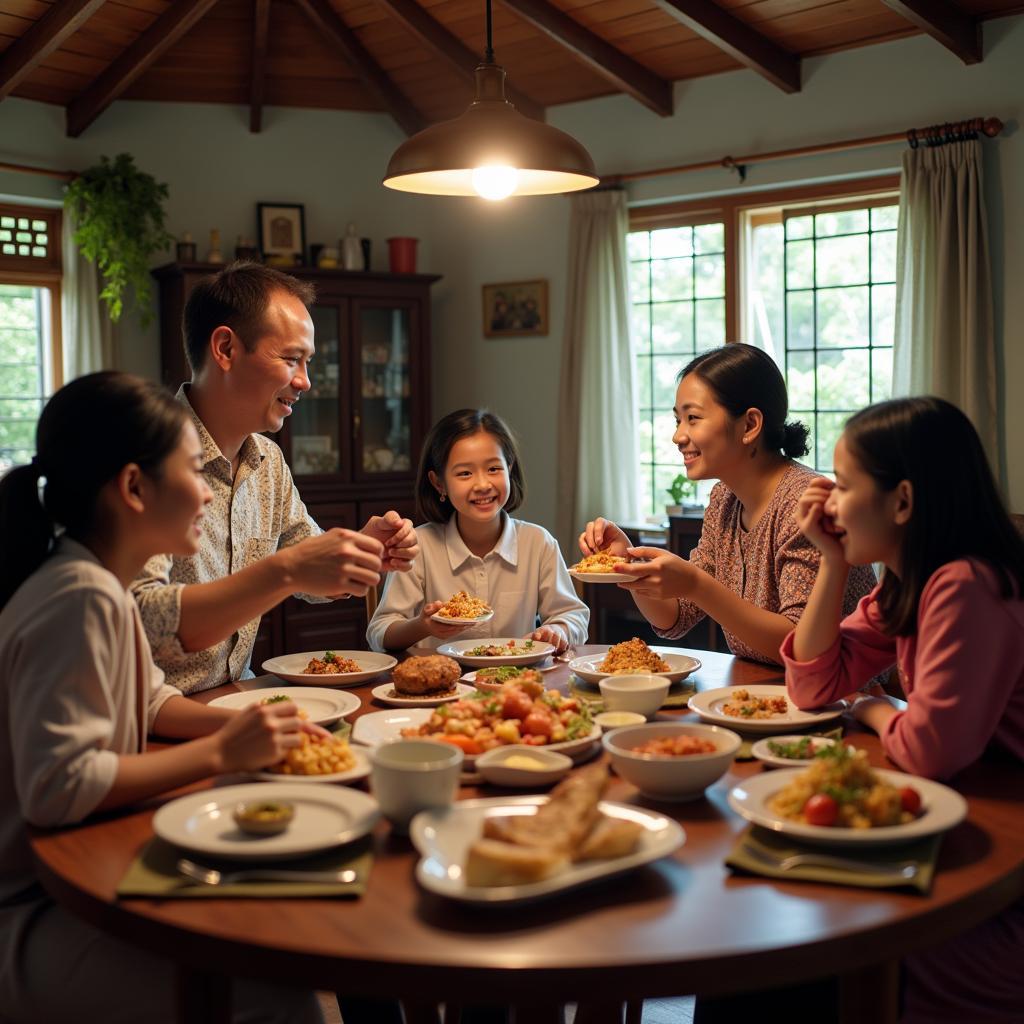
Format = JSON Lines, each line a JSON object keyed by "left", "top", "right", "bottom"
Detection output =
{"left": 153, "top": 262, "right": 440, "bottom": 662}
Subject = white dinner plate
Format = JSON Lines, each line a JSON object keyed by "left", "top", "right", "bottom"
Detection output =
{"left": 568, "top": 568, "right": 639, "bottom": 584}
{"left": 727, "top": 768, "right": 967, "bottom": 847}
{"left": 430, "top": 610, "right": 495, "bottom": 626}
{"left": 250, "top": 746, "right": 370, "bottom": 785}
{"left": 351, "top": 708, "right": 602, "bottom": 768}
{"left": 688, "top": 685, "right": 845, "bottom": 734}
{"left": 436, "top": 638, "right": 555, "bottom": 668}
{"left": 152, "top": 782, "right": 379, "bottom": 861}
{"left": 750, "top": 734, "right": 839, "bottom": 769}
{"left": 410, "top": 796, "right": 685, "bottom": 903}
{"left": 261, "top": 651, "right": 397, "bottom": 687}
{"left": 371, "top": 681, "right": 477, "bottom": 707}
{"left": 461, "top": 666, "right": 552, "bottom": 692}
{"left": 207, "top": 687, "right": 360, "bottom": 726}
{"left": 568, "top": 649, "right": 702, "bottom": 686}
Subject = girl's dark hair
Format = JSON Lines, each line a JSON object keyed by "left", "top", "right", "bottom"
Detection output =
{"left": 415, "top": 409, "right": 526, "bottom": 524}
{"left": 0, "top": 371, "right": 188, "bottom": 611}
{"left": 844, "top": 396, "right": 1024, "bottom": 637}
{"left": 679, "top": 343, "right": 810, "bottom": 458}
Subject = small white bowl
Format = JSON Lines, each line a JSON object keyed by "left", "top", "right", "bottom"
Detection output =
{"left": 599, "top": 674, "right": 670, "bottom": 719}
{"left": 602, "top": 722, "right": 741, "bottom": 801}
{"left": 594, "top": 710, "right": 647, "bottom": 731}
{"left": 475, "top": 746, "right": 573, "bottom": 787}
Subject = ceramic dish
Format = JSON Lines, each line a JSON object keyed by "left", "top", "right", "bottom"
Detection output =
{"left": 750, "top": 734, "right": 840, "bottom": 769}
{"left": 568, "top": 568, "right": 640, "bottom": 584}
{"left": 462, "top": 666, "right": 552, "bottom": 692}
{"left": 351, "top": 708, "right": 602, "bottom": 769}
{"left": 371, "top": 681, "right": 477, "bottom": 708}
{"left": 152, "top": 782, "right": 379, "bottom": 861}
{"left": 436, "top": 639, "right": 555, "bottom": 669}
{"left": 207, "top": 686, "right": 360, "bottom": 726}
{"left": 568, "top": 649, "right": 701, "bottom": 686}
{"left": 687, "top": 685, "right": 845, "bottom": 734}
{"left": 261, "top": 651, "right": 398, "bottom": 687}
{"left": 410, "top": 796, "right": 684, "bottom": 903}
{"left": 430, "top": 609, "right": 495, "bottom": 626}
{"left": 594, "top": 711, "right": 647, "bottom": 731}
{"left": 727, "top": 768, "right": 967, "bottom": 847}
{"left": 250, "top": 746, "right": 371, "bottom": 785}
{"left": 475, "top": 746, "right": 573, "bottom": 787}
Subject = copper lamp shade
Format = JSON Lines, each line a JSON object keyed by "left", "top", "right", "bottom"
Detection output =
{"left": 383, "top": 63, "right": 599, "bottom": 198}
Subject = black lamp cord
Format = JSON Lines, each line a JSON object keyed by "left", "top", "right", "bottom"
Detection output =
{"left": 484, "top": 0, "right": 494, "bottom": 62}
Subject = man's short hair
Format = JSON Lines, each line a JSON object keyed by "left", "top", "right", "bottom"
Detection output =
{"left": 183, "top": 261, "right": 316, "bottom": 373}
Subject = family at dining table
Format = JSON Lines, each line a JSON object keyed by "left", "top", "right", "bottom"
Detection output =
{"left": 0, "top": 260, "right": 1021, "bottom": 1022}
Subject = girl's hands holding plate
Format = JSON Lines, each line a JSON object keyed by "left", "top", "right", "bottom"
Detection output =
{"left": 616, "top": 546, "right": 701, "bottom": 600}
{"left": 420, "top": 600, "right": 473, "bottom": 640}
{"left": 530, "top": 623, "right": 568, "bottom": 653}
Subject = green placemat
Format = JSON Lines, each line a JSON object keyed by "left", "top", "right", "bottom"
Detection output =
{"left": 331, "top": 718, "right": 352, "bottom": 740}
{"left": 568, "top": 676, "right": 696, "bottom": 711}
{"left": 117, "top": 835, "right": 373, "bottom": 899}
{"left": 726, "top": 825, "right": 939, "bottom": 894}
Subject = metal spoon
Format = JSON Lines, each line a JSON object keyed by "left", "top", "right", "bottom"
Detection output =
{"left": 177, "top": 857, "right": 358, "bottom": 886}
{"left": 744, "top": 845, "right": 918, "bottom": 880}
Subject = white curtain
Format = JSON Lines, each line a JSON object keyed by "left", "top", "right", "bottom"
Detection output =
{"left": 556, "top": 189, "right": 640, "bottom": 552}
{"left": 61, "top": 210, "right": 114, "bottom": 381}
{"left": 892, "top": 139, "right": 999, "bottom": 467}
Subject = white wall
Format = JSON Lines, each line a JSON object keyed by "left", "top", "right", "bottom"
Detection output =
{"left": 2, "top": 13, "right": 1022, "bottom": 527}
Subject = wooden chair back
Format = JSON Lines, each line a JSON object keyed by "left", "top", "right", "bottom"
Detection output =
{"left": 365, "top": 584, "right": 380, "bottom": 620}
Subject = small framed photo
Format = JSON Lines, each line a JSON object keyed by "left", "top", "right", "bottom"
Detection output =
{"left": 483, "top": 279, "right": 549, "bottom": 337}
{"left": 257, "top": 203, "right": 306, "bottom": 260}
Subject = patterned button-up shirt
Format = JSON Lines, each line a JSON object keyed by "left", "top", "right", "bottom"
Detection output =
{"left": 131, "top": 386, "right": 322, "bottom": 694}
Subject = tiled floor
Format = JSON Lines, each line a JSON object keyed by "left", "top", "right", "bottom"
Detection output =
{"left": 322, "top": 995, "right": 695, "bottom": 1023}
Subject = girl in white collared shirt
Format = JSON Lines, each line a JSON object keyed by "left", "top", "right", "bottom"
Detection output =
{"left": 367, "top": 409, "right": 589, "bottom": 652}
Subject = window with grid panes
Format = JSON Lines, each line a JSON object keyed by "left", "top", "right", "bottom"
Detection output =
{"left": 628, "top": 222, "right": 726, "bottom": 518}
{"left": 0, "top": 203, "right": 63, "bottom": 472}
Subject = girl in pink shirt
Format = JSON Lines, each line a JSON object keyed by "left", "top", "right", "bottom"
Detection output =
{"left": 784, "top": 395, "right": 1024, "bottom": 1023}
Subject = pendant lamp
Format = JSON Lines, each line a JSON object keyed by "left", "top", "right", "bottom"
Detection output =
{"left": 382, "top": 0, "right": 599, "bottom": 200}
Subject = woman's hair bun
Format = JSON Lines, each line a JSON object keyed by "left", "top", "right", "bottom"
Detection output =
{"left": 781, "top": 420, "right": 810, "bottom": 458}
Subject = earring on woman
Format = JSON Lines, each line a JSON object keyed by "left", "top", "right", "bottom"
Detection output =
{"left": 439, "top": 493, "right": 446, "bottom": 503}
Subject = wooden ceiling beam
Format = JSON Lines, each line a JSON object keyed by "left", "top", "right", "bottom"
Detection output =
{"left": 500, "top": 0, "right": 673, "bottom": 117}
{"left": 647, "top": 0, "right": 800, "bottom": 94}
{"left": 250, "top": 0, "right": 271, "bottom": 132}
{"left": 0, "top": 0, "right": 107, "bottom": 103}
{"left": 65, "top": 0, "right": 220, "bottom": 137}
{"left": 880, "top": 0, "right": 982, "bottom": 64}
{"left": 375, "top": 0, "right": 545, "bottom": 121}
{"left": 293, "top": 0, "right": 424, "bottom": 135}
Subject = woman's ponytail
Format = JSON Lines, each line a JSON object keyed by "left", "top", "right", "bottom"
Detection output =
{"left": 781, "top": 420, "right": 811, "bottom": 458}
{"left": 0, "top": 461, "right": 56, "bottom": 609}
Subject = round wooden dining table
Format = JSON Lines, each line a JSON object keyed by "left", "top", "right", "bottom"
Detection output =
{"left": 30, "top": 646, "right": 1024, "bottom": 1024}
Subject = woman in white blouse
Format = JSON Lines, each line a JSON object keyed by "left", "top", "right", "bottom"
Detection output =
{"left": 367, "top": 409, "right": 589, "bottom": 652}
{"left": 0, "top": 372, "right": 322, "bottom": 1023}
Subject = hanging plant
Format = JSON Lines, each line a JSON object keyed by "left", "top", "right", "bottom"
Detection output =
{"left": 64, "top": 153, "right": 173, "bottom": 323}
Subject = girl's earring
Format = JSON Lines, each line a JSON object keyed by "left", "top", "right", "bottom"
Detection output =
{"left": 439, "top": 493, "right": 446, "bottom": 503}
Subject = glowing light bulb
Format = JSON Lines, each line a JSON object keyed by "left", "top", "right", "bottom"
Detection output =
{"left": 471, "top": 165, "right": 519, "bottom": 201}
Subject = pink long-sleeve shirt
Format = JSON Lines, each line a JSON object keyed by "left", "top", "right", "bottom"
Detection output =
{"left": 781, "top": 558, "right": 1024, "bottom": 780}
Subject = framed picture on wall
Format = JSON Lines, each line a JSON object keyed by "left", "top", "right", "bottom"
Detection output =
{"left": 482, "top": 279, "right": 549, "bottom": 337}
{"left": 257, "top": 203, "right": 306, "bottom": 260}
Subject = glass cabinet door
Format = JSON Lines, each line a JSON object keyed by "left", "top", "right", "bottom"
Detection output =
{"left": 354, "top": 302, "right": 414, "bottom": 477}
{"left": 289, "top": 303, "right": 342, "bottom": 476}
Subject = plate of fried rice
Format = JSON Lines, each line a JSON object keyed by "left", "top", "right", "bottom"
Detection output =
{"left": 569, "top": 551, "right": 641, "bottom": 584}
{"left": 688, "top": 685, "right": 844, "bottom": 733}
{"left": 569, "top": 638, "right": 701, "bottom": 686}
{"left": 262, "top": 650, "right": 398, "bottom": 686}
{"left": 728, "top": 746, "right": 966, "bottom": 846}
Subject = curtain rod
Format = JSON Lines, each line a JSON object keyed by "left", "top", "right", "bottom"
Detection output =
{"left": 0, "top": 160, "right": 75, "bottom": 181}
{"left": 605, "top": 116, "right": 1004, "bottom": 185}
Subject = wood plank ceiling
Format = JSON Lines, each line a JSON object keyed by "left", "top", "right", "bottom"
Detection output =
{"left": 0, "top": 0, "right": 1020, "bottom": 136}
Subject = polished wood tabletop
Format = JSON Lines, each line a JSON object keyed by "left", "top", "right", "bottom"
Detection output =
{"left": 30, "top": 646, "right": 1024, "bottom": 1021}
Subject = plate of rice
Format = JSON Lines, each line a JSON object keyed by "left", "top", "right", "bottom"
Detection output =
{"left": 728, "top": 745, "right": 966, "bottom": 846}
{"left": 430, "top": 591, "right": 495, "bottom": 625}
{"left": 568, "top": 551, "right": 640, "bottom": 584}
{"left": 262, "top": 650, "right": 398, "bottom": 686}
{"left": 688, "top": 685, "right": 844, "bottom": 734}
{"left": 569, "top": 638, "right": 701, "bottom": 686}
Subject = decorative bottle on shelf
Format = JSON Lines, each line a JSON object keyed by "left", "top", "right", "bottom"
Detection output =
{"left": 206, "top": 229, "right": 224, "bottom": 264}
{"left": 342, "top": 223, "right": 361, "bottom": 271}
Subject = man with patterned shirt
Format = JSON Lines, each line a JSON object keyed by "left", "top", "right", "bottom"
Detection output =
{"left": 132, "top": 262, "right": 418, "bottom": 695}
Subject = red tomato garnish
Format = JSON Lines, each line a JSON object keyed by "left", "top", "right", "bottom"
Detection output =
{"left": 899, "top": 786, "right": 922, "bottom": 815}
{"left": 522, "top": 711, "right": 554, "bottom": 737}
{"left": 501, "top": 689, "right": 533, "bottom": 721}
{"left": 804, "top": 793, "right": 838, "bottom": 826}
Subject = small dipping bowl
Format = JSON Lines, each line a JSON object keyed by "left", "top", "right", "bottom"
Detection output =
{"left": 599, "top": 674, "right": 671, "bottom": 719}
{"left": 594, "top": 710, "right": 647, "bottom": 732}
{"left": 232, "top": 801, "right": 295, "bottom": 836}
{"left": 476, "top": 746, "right": 573, "bottom": 787}
{"left": 603, "top": 722, "right": 741, "bottom": 801}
